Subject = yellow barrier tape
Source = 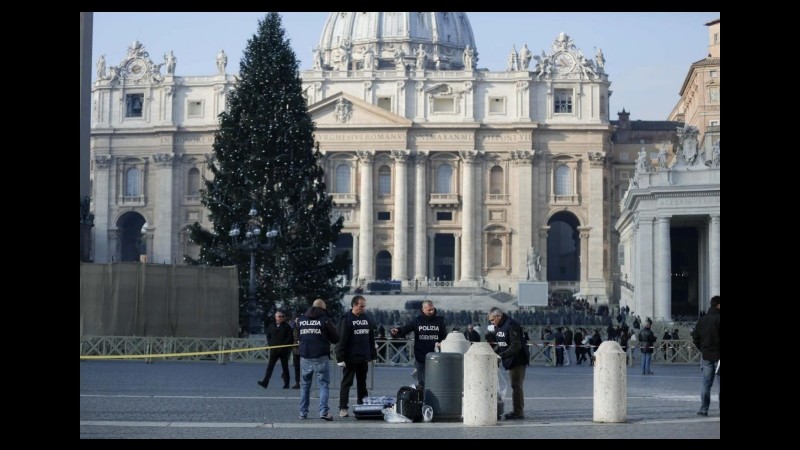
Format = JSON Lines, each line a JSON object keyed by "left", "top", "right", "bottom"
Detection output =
{"left": 80, "top": 343, "right": 297, "bottom": 360}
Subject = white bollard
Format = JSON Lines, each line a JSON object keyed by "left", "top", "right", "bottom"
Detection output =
{"left": 441, "top": 331, "right": 471, "bottom": 355}
{"left": 463, "top": 342, "right": 499, "bottom": 426}
{"left": 593, "top": 340, "right": 627, "bottom": 423}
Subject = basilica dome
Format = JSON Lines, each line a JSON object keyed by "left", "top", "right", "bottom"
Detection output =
{"left": 314, "top": 12, "right": 477, "bottom": 71}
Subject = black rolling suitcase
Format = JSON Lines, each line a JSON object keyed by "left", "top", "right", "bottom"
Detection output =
{"left": 396, "top": 386, "right": 423, "bottom": 422}
{"left": 353, "top": 396, "right": 395, "bottom": 420}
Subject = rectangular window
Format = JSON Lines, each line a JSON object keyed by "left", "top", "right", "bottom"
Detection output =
{"left": 709, "top": 120, "right": 719, "bottom": 127}
{"left": 710, "top": 70, "right": 718, "bottom": 78}
{"left": 488, "top": 97, "right": 505, "bottom": 114}
{"left": 619, "top": 152, "right": 629, "bottom": 161}
{"left": 709, "top": 87, "right": 720, "bottom": 103}
{"left": 377, "top": 97, "right": 392, "bottom": 112}
{"left": 187, "top": 100, "right": 204, "bottom": 118}
{"left": 620, "top": 171, "right": 629, "bottom": 180}
{"left": 554, "top": 89, "right": 572, "bottom": 113}
{"left": 436, "top": 211, "right": 453, "bottom": 221}
{"left": 126, "top": 93, "right": 144, "bottom": 118}
{"left": 377, "top": 211, "right": 391, "bottom": 221}
{"left": 432, "top": 97, "right": 455, "bottom": 113}
{"left": 713, "top": 33, "right": 719, "bottom": 44}
{"left": 618, "top": 246, "right": 625, "bottom": 265}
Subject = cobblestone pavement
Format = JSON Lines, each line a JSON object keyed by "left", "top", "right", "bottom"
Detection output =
{"left": 80, "top": 360, "right": 719, "bottom": 439}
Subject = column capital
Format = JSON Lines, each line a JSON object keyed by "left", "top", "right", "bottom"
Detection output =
{"left": 588, "top": 151, "right": 606, "bottom": 168}
{"left": 93, "top": 154, "right": 112, "bottom": 168}
{"left": 152, "top": 153, "right": 175, "bottom": 167}
{"left": 709, "top": 214, "right": 720, "bottom": 224}
{"left": 413, "top": 150, "right": 428, "bottom": 166}
{"left": 510, "top": 149, "right": 535, "bottom": 166}
{"left": 577, "top": 226, "right": 591, "bottom": 239}
{"left": 356, "top": 150, "right": 374, "bottom": 163}
{"left": 459, "top": 149, "right": 483, "bottom": 164}
{"left": 656, "top": 216, "right": 671, "bottom": 224}
{"left": 391, "top": 149, "right": 410, "bottom": 163}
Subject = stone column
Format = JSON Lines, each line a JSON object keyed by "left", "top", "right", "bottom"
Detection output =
{"left": 539, "top": 226, "right": 550, "bottom": 280}
{"left": 511, "top": 150, "right": 534, "bottom": 280}
{"left": 152, "top": 153, "right": 175, "bottom": 264}
{"left": 635, "top": 217, "right": 655, "bottom": 320}
{"left": 578, "top": 227, "right": 591, "bottom": 285}
{"left": 454, "top": 233, "right": 461, "bottom": 282}
{"left": 391, "top": 150, "right": 410, "bottom": 281}
{"left": 352, "top": 232, "right": 360, "bottom": 283}
{"left": 709, "top": 214, "right": 720, "bottom": 297}
{"left": 357, "top": 150, "right": 375, "bottom": 281}
{"left": 587, "top": 153, "right": 606, "bottom": 284}
{"left": 655, "top": 216, "right": 672, "bottom": 321}
{"left": 428, "top": 232, "right": 435, "bottom": 280}
{"left": 92, "top": 155, "right": 112, "bottom": 262}
{"left": 413, "top": 152, "right": 428, "bottom": 280}
{"left": 460, "top": 150, "right": 480, "bottom": 281}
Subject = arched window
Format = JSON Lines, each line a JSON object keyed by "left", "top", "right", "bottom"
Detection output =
{"left": 335, "top": 165, "right": 351, "bottom": 193}
{"left": 435, "top": 164, "right": 452, "bottom": 193}
{"left": 125, "top": 167, "right": 141, "bottom": 197}
{"left": 378, "top": 165, "right": 391, "bottom": 195}
{"left": 555, "top": 165, "right": 571, "bottom": 196}
{"left": 187, "top": 168, "right": 200, "bottom": 196}
{"left": 490, "top": 166, "right": 504, "bottom": 194}
{"left": 488, "top": 238, "right": 503, "bottom": 267}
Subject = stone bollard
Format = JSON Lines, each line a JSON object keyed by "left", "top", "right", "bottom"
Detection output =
{"left": 441, "top": 331, "right": 471, "bottom": 355}
{"left": 593, "top": 340, "right": 627, "bottom": 423}
{"left": 463, "top": 342, "right": 499, "bottom": 426}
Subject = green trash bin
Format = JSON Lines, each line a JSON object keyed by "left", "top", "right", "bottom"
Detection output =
{"left": 424, "top": 352, "right": 463, "bottom": 422}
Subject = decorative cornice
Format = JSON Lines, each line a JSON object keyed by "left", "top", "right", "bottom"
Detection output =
{"left": 510, "top": 150, "right": 535, "bottom": 166}
{"left": 459, "top": 150, "right": 482, "bottom": 164}
{"left": 152, "top": 153, "right": 175, "bottom": 166}
{"left": 93, "top": 154, "right": 112, "bottom": 168}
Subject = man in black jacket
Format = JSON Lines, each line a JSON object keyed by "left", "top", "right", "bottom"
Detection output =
{"left": 298, "top": 299, "right": 340, "bottom": 421}
{"left": 391, "top": 300, "right": 447, "bottom": 387}
{"left": 692, "top": 295, "right": 720, "bottom": 416}
{"left": 488, "top": 307, "right": 528, "bottom": 420}
{"left": 258, "top": 310, "right": 294, "bottom": 389}
{"left": 335, "top": 295, "right": 377, "bottom": 418}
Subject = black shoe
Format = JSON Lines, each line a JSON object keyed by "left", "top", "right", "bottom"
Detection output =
{"left": 697, "top": 411, "right": 708, "bottom": 416}
{"left": 292, "top": 384, "right": 300, "bottom": 389}
{"left": 283, "top": 384, "right": 290, "bottom": 389}
{"left": 504, "top": 412, "right": 525, "bottom": 420}
{"left": 257, "top": 380, "right": 267, "bottom": 389}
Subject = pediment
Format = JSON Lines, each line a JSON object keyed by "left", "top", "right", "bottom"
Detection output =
{"left": 309, "top": 92, "right": 412, "bottom": 128}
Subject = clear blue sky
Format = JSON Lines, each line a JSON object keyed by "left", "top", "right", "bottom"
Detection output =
{"left": 92, "top": 12, "right": 719, "bottom": 120}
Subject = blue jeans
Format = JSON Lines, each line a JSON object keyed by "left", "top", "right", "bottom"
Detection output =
{"left": 299, "top": 356, "right": 330, "bottom": 418}
{"left": 699, "top": 359, "right": 719, "bottom": 413}
{"left": 641, "top": 352, "right": 652, "bottom": 374}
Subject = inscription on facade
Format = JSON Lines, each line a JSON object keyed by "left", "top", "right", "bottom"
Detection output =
{"left": 411, "top": 132, "right": 473, "bottom": 143}
{"left": 658, "top": 197, "right": 719, "bottom": 207}
{"left": 476, "top": 133, "right": 531, "bottom": 143}
{"left": 175, "top": 136, "right": 214, "bottom": 145}
{"left": 317, "top": 132, "right": 406, "bottom": 142}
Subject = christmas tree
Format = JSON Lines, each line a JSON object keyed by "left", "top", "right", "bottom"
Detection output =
{"left": 186, "top": 13, "right": 349, "bottom": 332}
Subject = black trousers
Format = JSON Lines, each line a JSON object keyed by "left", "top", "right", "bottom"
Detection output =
{"left": 339, "top": 361, "right": 369, "bottom": 409}
{"left": 261, "top": 348, "right": 290, "bottom": 387}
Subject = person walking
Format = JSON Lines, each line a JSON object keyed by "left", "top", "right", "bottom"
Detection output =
{"left": 335, "top": 295, "right": 377, "bottom": 418}
{"left": 487, "top": 307, "right": 528, "bottom": 420}
{"left": 390, "top": 300, "right": 447, "bottom": 387}
{"left": 298, "top": 299, "right": 339, "bottom": 421}
{"left": 257, "top": 310, "right": 294, "bottom": 389}
{"left": 692, "top": 296, "right": 720, "bottom": 416}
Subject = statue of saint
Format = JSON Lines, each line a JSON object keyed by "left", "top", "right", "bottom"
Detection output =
{"left": 463, "top": 45, "right": 475, "bottom": 69}
{"left": 595, "top": 47, "right": 605, "bottom": 72}
{"left": 519, "top": 44, "right": 532, "bottom": 70}
{"left": 363, "top": 45, "right": 375, "bottom": 70}
{"left": 415, "top": 44, "right": 427, "bottom": 70}
{"left": 216, "top": 49, "right": 228, "bottom": 74}
{"left": 165, "top": 50, "right": 177, "bottom": 75}
{"left": 527, "top": 247, "right": 542, "bottom": 281}
{"left": 96, "top": 54, "right": 106, "bottom": 79}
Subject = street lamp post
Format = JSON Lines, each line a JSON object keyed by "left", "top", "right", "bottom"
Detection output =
{"left": 230, "top": 206, "right": 278, "bottom": 336}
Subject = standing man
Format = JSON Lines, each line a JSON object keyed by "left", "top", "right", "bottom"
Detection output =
{"left": 335, "top": 295, "right": 377, "bottom": 418}
{"left": 692, "top": 296, "right": 720, "bottom": 416}
{"left": 390, "top": 299, "right": 447, "bottom": 387}
{"left": 298, "top": 299, "right": 339, "bottom": 421}
{"left": 258, "top": 310, "right": 294, "bottom": 389}
{"left": 488, "top": 307, "right": 528, "bottom": 420}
